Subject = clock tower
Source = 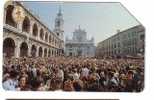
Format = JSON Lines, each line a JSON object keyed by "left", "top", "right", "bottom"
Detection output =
{"left": 54, "top": 6, "right": 64, "bottom": 40}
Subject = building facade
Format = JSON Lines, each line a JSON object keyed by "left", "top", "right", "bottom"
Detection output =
{"left": 3, "top": 1, "right": 64, "bottom": 58}
{"left": 65, "top": 26, "right": 95, "bottom": 57}
{"left": 96, "top": 25, "right": 145, "bottom": 58}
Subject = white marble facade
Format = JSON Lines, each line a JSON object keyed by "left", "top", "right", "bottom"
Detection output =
{"left": 65, "top": 26, "right": 95, "bottom": 57}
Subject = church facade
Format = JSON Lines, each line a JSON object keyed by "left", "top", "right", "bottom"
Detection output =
{"left": 3, "top": 1, "right": 64, "bottom": 58}
{"left": 65, "top": 26, "right": 95, "bottom": 57}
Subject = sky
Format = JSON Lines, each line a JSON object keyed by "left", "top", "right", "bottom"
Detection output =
{"left": 22, "top": 1, "right": 140, "bottom": 45}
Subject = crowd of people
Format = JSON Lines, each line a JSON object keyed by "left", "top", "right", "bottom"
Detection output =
{"left": 3, "top": 56, "right": 144, "bottom": 92}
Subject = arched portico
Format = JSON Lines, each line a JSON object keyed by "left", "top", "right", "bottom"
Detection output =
{"left": 31, "top": 45, "right": 37, "bottom": 57}
{"left": 38, "top": 47, "right": 43, "bottom": 57}
{"left": 3, "top": 38, "right": 15, "bottom": 58}
{"left": 20, "top": 42, "right": 28, "bottom": 57}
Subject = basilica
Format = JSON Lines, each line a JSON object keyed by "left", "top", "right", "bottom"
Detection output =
{"left": 65, "top": 26, "right": 95, "bottom": 57}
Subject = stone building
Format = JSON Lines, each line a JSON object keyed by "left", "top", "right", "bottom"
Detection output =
{"left": 96, "top": 25, "right": 145, "bottom": 58}
{"left": 65, "top": 26, "right": 95, "bottom": 57}
{"left": 3, "top": 1, "right": 64, "bottom": 58}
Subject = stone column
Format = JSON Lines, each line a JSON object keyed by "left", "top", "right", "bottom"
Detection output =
{"left": 36, "top": 44, "right": 39, "bottom": 57}
{"left": 14, "top": 37, "right": 20, "bottom": 58}
{"left": 42, "top": 47, "right": 44, "bottom": 57}
{"left": 53, "top": 49, "right": 55, "bottom": 57}
{"left": 74, "top": 47, "right": 76, "bottom": 56}
{"left": 3, "top": 8, "right": 6, "bottom": 24}
{"left": 28, "top": 43, "right": 32, "bottom": 57}
{"left": 15, "top": 44, "right": 20, "bottom": 58}
{"left": 37, "top": 26, "right": 40, "bottom": 41}
{"left": 18, "top": 21, "right": 23, "bottom": 32}
{"left": 29, "top": 20, "right": 34, "bottom": 35}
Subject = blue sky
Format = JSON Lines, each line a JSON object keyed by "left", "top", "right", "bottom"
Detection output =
{"left": 22, "top": 2, "right": 140, "bottom": 45}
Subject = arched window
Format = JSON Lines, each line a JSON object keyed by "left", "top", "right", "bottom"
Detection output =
{"left": 22, "top": 16, "right": 30, "bottom": 33}
{"left": 55, "top": 39, "right": 57, "bottom": 46}
{"left": 45, "top": 32, "right": 48, "bottom": 42}
{"left": 5, "top": 5, "right": 17, "bottom": 27}
{"left": 32, "top": 23, "right": 38, "bottom": 36}
{"left": 52, "top": 37, "right": 54, "bottom": 45}
{"left": 40, "top": 28, "right": 44, "bottom": 40}
{"left": 49, "top": 35, "right": 51, "bottom": 43}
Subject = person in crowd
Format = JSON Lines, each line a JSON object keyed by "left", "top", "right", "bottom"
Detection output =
{"left": 63, "top": 79, "right": 74, "bottom": 91}
{"left": 73, "top": 79, "right": 83, "bottom": 91}
{"left": 2, "top": 56, "right": 144, "bottom": 92}
{"left": 3, "top": 71, "right": 18, "bottom": 90}
{"left": 16, "top": 76, "right": 30, "bottom": 91}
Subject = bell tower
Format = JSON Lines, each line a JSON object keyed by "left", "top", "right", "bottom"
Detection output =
{"left": 54, "top": 6, "right": 64, "bottom": 40}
